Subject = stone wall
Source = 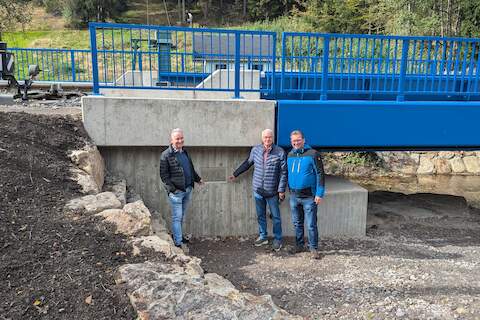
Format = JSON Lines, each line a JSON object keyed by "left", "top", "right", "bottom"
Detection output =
{"left": 377, "top": 151, "right": 480, "bottom": 175}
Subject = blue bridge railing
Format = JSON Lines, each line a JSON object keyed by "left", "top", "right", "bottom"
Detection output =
{"left": 281, "top": 32, "right": 480, "bottom": 100}
{"left": 89, "top": 22, "right": 277, "bottom": 98}
{"left": 9, "top": 23, "right": 480, "bottom": 101}
{"left": 10, "top": 48, "right": 92, "bottom": 82}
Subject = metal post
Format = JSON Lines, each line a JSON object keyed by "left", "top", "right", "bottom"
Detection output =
{"left": 397, "top": 39, "right": 409, "bottom": 102}
{"left": 234, "top": 31, "right": 241, "bottom": 99}
{"left": 89, "top": 24, "right": 100, "bottom": 95}
{"left": 70, "top": 50, "right": 76, "bottom": 82}
{"left": 321, "top": 36, "right": 330, "bottom": 100}
{"left": 281, "top": 33, "right": 286, "bottom": 94}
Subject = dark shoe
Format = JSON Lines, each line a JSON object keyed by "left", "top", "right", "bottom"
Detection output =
{"left": 309, "top": 248, "right": 323, "bottom": 260}
{"left": 175, "top": 243, "right": 190, "bottom": 254}
{"left": 182, "top": 237, "right": 190, "bottom": 244}
{"left": 254, "top": 237, "right": 268, "bottom": 247}
{"left": 272, "top": 240, "right": 283, "bottom": 252}
{"left": 289, "top": 245, "right": 306, "bottom": 254}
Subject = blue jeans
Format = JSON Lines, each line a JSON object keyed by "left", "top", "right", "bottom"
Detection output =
{"left": 289, "top": 194, "right": 318, "bottom": 250}
{"left": 254, "top": 192, "right": 282, "bottom": 242}
{"left": 168, "top": 186, "right": 192, "bottom": 246}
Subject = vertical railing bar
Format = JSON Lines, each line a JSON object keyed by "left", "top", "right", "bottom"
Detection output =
{"left": 234, "top": 31, "right": 241, "bottom": 98}
{"left": 111, "top": 30, "right": 116, "bottom": 86}
{"left": 340, "top": 37, "right": 345, "bottom": 91}
{"left": 431, "top": 40, "right": 440, "bottom": 92}
{"left": 424, "top": 40, "right": 432, "bottom": 92}
{"left": 467, "top": 42, "right": 476, "bottom": 96}
{"left": 452, "top": 41, "right": 461, "bottom": 93}
{"left": 397, "top": 39, "right": 409, "bottom": 101}
{"left": 281, "top": 33, "right": 286, "bottom": 93}
{"left": 70, "top": 50, "right": 76, "bottom": 82}
{"left": 460, "top": 41, "right": 468, "bottom": 93}
{"left": 409, "top": 39, "right": 417, "bottom": 93}
{"left": 102, "top": 28, "right": 108, "bottom": 85}
{"left": 321, "top": 36, "right": 330, "bottom": 100}
{"left": 474, "top": 41, "right": 480, "bottom": 93}
{"left": 89, "top": 25, "right": 100, "bottom": 94}
{"left": 376, "top": 39, "right": 383, "bottom": 92}
{"left": 271, "top": 33, "right": 276, "bottom": 95}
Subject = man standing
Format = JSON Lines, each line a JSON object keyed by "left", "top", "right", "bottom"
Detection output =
{"left": 160, "top": 128, "right": 203, "bottom": 251}
{"left": 229, "top": 129, "right": 287, "bottom": 251}
{"left": 287, "top": 130, "right": 325, "bottom": 259}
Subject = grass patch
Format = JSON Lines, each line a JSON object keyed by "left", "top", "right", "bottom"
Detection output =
{"left": 4, "top": 30, "right": 90, "bottom": 49}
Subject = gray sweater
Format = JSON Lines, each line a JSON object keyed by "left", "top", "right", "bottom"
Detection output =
{"left": 233, "top": 144, "right": 287, "bottom": 196}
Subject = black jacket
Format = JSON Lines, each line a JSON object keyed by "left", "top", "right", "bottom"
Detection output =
{"left": 160, "top": 145, "right": 201, "bottom": 193}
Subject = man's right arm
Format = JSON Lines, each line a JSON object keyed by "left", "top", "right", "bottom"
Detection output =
{"left": 230, "top": 148, "right": 254, "bottom": 180}
{"left": 159, "top": 153, "right": 176, "bottom": 193}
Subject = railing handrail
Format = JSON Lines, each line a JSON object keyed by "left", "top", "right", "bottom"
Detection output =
{"left": 282, "top": 31, "right": 480, "bottom": 43}
{"left": 89, "top": 22, "right": 277, "bottom": 36}
{"left": 10, "top": 47, "right": 90, "bottom": 53}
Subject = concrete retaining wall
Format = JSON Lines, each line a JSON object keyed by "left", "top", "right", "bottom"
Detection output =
{"left": 101, "top": 146, "right": 367, "bottom": 238}
{"left": 82, "top": 96, "right": 275, "bottom": 146}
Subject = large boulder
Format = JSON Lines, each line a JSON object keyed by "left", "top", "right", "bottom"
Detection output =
{"left": 69, "top": 145, "right": 105, "bottom": 193}
{"left": 69, "top": 168, "right": 101, "bottom": 194}
{"left": 97, "top": 200, "right": 151, "bottom": 236}
{"left": 65, "top": 192, "right": 122, "bottom": 214}
{"left": 115, "top": 262, "right": 301, "bottom": 320}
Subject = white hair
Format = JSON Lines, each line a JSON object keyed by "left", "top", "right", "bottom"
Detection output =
{"left": 170, "top": 128, "right": 184, "bottom": 138}
{"left": 261, "top": 129, "right": 274, "bottom": 137}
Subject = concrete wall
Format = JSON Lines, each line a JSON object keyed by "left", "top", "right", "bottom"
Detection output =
{"left": 82, "top": 96, "right": 275, "bottom": 147}
{"left": 101, "top": 146, "right": 367, "bottom": 238}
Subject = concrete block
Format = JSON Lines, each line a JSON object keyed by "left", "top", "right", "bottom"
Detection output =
{"left": 82, "top": 96, "right": 275, "bottom": 147}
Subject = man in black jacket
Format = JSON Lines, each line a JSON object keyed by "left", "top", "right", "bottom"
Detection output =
{"left": 160, "top": 128, "right": 203, "bottom": 250}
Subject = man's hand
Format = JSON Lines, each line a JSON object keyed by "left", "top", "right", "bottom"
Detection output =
{"left": 198, "top": 179, "right": 205, "bottom": 186}
{"left": 314, "top": 196, "right": 322, "bottom": 205}
{"left": 228, "top": 175, "right": 236, "bottom": 182}
{"left": 278, "top": 192, "right": 285, "bottom": 201}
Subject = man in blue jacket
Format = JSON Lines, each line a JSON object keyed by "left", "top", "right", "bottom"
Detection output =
{"left": 287, "top": 130, "right": 325, "bottom": 259}
{"left": 229, "top": 129, "right": 287, "bottom": 251}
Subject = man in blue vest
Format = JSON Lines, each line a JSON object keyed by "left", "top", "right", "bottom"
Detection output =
{"left": 287, "top": 130, "right": 325, "bottom": 259}
{"left": 229, "top": 129, "right": 287, "bottom": 251}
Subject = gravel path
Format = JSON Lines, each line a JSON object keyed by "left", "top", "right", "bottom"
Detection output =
{"left": 191, "top": 192, "right": 480, "bottom": 319}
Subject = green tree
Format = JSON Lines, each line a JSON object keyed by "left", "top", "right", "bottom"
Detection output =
{"left": 248, "top": 0, "right": 296, "bottom": 21}
{"left": 63, "top": 0, "right": 128, "bottom": 28}
{"left": 0, "top": 0, "right": 31, "bottom": 39}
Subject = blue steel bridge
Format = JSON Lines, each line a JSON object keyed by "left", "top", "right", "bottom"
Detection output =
{"left": 10, "top": 23, "right": 480, "bottom": 150}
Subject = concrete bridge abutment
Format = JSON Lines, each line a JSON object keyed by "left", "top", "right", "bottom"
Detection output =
{"left": 82, "top": 95, "right": 367, "bottom": 238}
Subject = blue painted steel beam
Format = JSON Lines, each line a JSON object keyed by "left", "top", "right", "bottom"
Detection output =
{"left": 277, "top": 100, "right": 480, "bottom": 150}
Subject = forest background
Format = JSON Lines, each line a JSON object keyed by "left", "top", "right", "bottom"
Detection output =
{"left": 1, "top": 0, "right": 480, "bottom": 48}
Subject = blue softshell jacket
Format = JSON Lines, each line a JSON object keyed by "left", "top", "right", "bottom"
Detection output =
{"left": 287, "top": 144, "right": 325, "bottom": 197}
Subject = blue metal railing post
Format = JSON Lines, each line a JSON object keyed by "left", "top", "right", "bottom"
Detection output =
{"left": 280, "top": 33, "right": 286, "bottom": 94}
{"left": 321, "top": 36, "right": 330, "bottom": 100}
{"left": 397, "top": 39, "right": 409, "bottom": 102}
{"left": 70, "top": 50, "right": 76, "bottom": 82}
{"left": 271, "top": 33, "right": 277, "bottom": 95}
{"left": 234, "top": 31, "right": 241, "bottom": 99}
{"left": 89, "top": 24, "right": 100, "bottom": 94}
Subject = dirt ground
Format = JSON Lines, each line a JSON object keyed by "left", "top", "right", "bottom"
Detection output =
{"left": 0, "top": 111, "right": 151, "bottom": 319}
{"left": 191, "top": 192, "right": 480, "bottom": 319}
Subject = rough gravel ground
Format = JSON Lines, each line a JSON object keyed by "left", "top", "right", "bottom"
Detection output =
{"left": 191, "top": 192, "right": 480, "bottom": 319}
